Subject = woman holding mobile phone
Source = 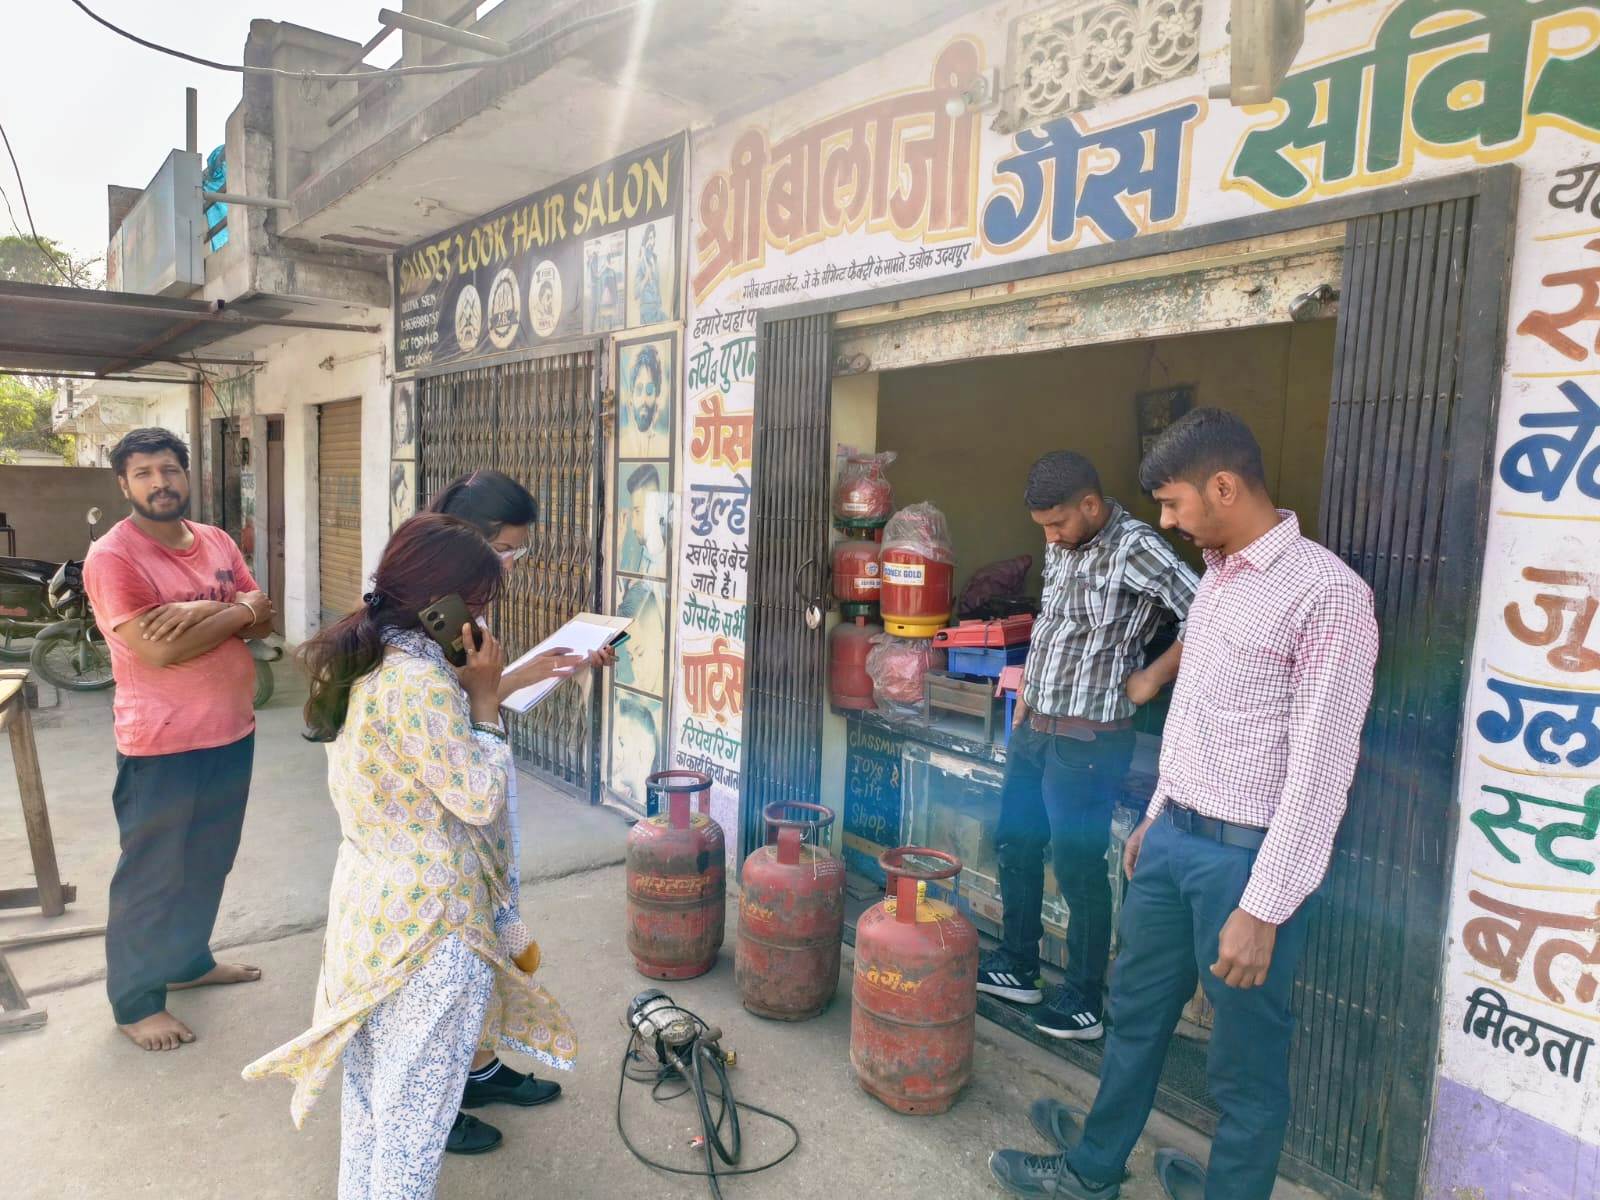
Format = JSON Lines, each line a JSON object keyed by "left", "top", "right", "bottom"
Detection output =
{"left": 244, "top": 514, "right": 576, "bottom": 1192}
{"left": 427, "top": 468, "right": 612, "bottom": 1150}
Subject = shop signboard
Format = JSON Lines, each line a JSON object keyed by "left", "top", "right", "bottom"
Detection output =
{"left": 662, "top": 0, "right": 1600, "bottom": 1185}
{"left": 393, "top": 135, "right": 684, "bottom": 373}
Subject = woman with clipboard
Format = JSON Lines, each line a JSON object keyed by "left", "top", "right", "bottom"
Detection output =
{"left": 245, "top": 515, "right": 578, "bottom": 1191}
{"left": 427, "top": 470, "right": 614, "bottom": 1154}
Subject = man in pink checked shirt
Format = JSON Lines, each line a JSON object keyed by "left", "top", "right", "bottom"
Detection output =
{"left": 991, "top": 409, "right": 1379, "bottom": 1200}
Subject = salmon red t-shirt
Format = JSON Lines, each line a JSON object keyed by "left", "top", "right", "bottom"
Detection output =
{"left": 84, "top": 518, "right": 259, "bottom": 757}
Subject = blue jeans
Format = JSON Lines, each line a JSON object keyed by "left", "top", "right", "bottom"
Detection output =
{"left": 994, "top": 724, "right": 1134, "bottom": 1010}
{"left": 1066, "top": 812, "right": 1310, "bottom": 1200}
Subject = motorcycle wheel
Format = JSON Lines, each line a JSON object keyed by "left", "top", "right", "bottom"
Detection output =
{"left": 0, "top": 631, "right": 35, "bottom": 661}
{"left": 253, "top": 658, "right": 275, "bottom": 708}
{"left": 31, "top": 622, "right": 114, "bottom": 691}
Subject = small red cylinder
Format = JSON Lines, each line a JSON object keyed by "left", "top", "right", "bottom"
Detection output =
{"left": 850, "top": 847, "right": 978, "bottom": 1115}
{"left": 879, "top": 547, "right": 953, "bottom": 639}
{"left": 737, "top": 803, "right": 846, "bottom": 1021}
{"left": 831, "top": 537, "right": 883, "bottom": 607}
{"left": 828, "top": 616, "right": 879, "bottom": 711}
{"left": 626, "top": 771, "right": 725, "bottom": 980}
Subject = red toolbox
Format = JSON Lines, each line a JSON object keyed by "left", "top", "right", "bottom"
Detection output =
{"left": 933, "top": 616, "right": 1035, "bottom": 649}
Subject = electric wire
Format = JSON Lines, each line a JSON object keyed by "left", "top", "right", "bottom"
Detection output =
{"left": 0, "top": 122, "right": 74, "bottom": 286}
{"left": 615, "top": 1002, "right": 801, "bottom": 1200}
{"left": 67, "top": 0, "right": 640, "bottom": 82}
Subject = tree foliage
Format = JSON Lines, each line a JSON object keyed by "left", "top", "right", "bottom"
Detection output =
{"left": 0, "top": 376, "right": 71, "bottom": 465}
{"left": 0, "top": 234, "right": 102, "bottom": 289}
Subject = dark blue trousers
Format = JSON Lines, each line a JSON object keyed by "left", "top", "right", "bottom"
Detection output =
{"left": 106, "top": 734, "right": 254, "bottom": 1025}
{"left": 1066, "top": 811, "right": 1309, "bottom": 1200}
{"left": 994, "top": 724, "right": 1134, "bottom": 1011}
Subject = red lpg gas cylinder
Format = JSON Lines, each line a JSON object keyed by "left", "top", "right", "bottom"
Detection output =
{"left": 850, "top": 848, "right": 978, "bottom": 1115}
{"left": 828, "top": 616, "right": 879, "bottom": 711}
{"left": 879, "top": 546, "right": 954, "bottom": 638}
{"left": 831, "top": 536, "right": 883, "bottom": 609}
{"left": 626, "top": 771, "right": 726, "bottom": 979}
{"left": 737, "top": 803, "right": 846, "bottom": 1021}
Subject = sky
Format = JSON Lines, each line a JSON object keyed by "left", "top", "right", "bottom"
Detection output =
{"left": 0, "top": 2, "right": 411, "bottom": 265}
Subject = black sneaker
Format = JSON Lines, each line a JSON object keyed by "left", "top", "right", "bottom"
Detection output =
{"left": 1033, "top": 988, "right": 1103, "bottom": 1041}
{"left": 461, "top": 1062, "right": 563, "bottom": 1109}
{"left": 977, "top": 950, "right": 1044, "bottom": 1004}
{"left": 1028, "top": 1097, "right": 1086, "bottom": 1149}
{"left": 988, "top": 1150, "right": 1121, "bottom": 1198}
{"left": 445, "top": 1112, "right": 502, "bottom": 1155}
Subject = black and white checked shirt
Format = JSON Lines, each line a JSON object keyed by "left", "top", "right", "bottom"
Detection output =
{"left": 1022, "top": 501, "right": 1198, "bottom": 723}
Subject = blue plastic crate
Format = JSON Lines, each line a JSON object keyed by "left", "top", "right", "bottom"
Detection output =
{"left": 946, "top": 643, "right": 1029, "bottom": 678}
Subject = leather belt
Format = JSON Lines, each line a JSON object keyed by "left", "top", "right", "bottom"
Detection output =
{"left": 1028, "top": 713, "right": 1134, "bottom": 742}
{"left": 1165, "top": 804, "right": 1268, "bottom": 850}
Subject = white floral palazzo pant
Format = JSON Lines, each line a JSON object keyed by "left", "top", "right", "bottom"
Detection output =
{"left": 338, "top": 934, "right": 493, "bottom": 1200}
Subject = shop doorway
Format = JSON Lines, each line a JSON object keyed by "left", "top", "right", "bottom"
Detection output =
{"left": 316, "top": 399, "right": 363, "bottom": 627}
{"left": 742, "top": 170, "right": 1516, "bottom": 1199}
{"left": 209, "top": 415, "right": 243, "bottom": 541}
{"left": 265, "top": 416, "right": 286, "bottom": 637}
{"left": 414, "top": 344, "right": 606, "bottom": 797}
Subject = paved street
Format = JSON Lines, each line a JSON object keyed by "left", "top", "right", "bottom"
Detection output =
{"left": 0, "top": 667, "right": 1314, "bottom": 1199}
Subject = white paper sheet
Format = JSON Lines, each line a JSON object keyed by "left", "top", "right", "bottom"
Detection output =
{"left": 500, "top": 612, "right": 631, "bottom": 714}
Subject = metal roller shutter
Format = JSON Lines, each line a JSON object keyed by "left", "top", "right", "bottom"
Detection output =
{"left": 318, "top": 399, "right": 363, "bottom": 626}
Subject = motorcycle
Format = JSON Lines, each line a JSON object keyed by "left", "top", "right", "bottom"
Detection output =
{"left": 0, "top": 553, "right": 67, "bottom": 661}
{"left": 29, "top": 508, "right": 114, "bottom": 692}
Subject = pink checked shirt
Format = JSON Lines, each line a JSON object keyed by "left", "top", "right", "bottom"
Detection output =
{"left": 1147, "top": 511, "right": 1379, "bottom": 925}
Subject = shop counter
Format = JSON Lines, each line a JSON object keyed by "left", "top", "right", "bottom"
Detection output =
{"left": 836, "top": 706, "right": 1159, "bottom": 974}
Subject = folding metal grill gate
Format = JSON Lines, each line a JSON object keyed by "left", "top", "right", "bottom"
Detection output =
{"left": 739, "top": 168, "right": 1516, "bottom": 1199}
{"left": 416, "top": 345, "right": 605, "bottom": 795}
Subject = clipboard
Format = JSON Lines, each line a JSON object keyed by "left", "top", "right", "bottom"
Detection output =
{"left": 500, "top": 612, "right": 631, "bottom": 714}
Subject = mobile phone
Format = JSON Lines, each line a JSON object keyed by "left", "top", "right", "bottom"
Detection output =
{"left": 418, "top": 594, "right": 481, "bottom": 667}
{"left": 609, "top": 631, "right": 630, "bottom": 649}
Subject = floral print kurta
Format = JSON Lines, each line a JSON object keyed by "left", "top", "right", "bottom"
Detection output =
{"left": 244, "top": 632, "right": 577, "bottom": 1126}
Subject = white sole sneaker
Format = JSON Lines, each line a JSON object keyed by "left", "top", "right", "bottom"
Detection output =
{"left": 1033, "top": 1013, "right": 1104, "bottom": 1040}
{"left": 977, "top": 977, "right": 1045, "bottom": 1004}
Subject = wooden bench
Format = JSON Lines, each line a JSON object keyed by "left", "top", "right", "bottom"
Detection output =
{"left": 0, "top": 668, "right": 75, "bottom": 1032}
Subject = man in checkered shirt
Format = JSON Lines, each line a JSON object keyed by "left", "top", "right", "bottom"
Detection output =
{"left": 977, "top": 451, "right": 1197, "bottom": 1042}
{"left": 991, "top": 410, "right": 1379, "bottom": 1200}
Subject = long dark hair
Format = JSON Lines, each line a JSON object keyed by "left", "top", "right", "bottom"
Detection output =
{"left": 427, "top": 469, "right": 537, "bottom": 539}
{"left": 300, "top": 513, "right": 503, "bottom": 742}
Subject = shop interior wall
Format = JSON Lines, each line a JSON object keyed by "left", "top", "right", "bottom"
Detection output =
{"left": 871, "top": 320, "right": 1337, "bottom": 593}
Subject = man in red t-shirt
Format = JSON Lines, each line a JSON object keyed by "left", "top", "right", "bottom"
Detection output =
{"left": 83, "top": 428, "right": 275, "bottom": 1052}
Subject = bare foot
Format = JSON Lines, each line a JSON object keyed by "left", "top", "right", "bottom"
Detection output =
{"left": 169, "top": 962, "right": 262, "bottom": 990}
{"left": 119, "top": 1010, "right": 195, "bottom": 1052}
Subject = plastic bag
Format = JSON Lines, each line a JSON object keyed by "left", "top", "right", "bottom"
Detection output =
{"left": 867, "top": 633, "right": 934, "bottom": 716}
{"left": 956, "top": 554, "right": 1033, "bottom": 619}
{"left": 833, "top": 451, "right": 897, "bottom": 523}
{"left": 881, "top": 501, "right": 954, "bottom": 563}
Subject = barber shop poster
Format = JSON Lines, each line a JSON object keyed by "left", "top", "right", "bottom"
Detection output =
{"left": 393, "top": 134, "right": 684, "bottom": 372}
{"left": 607, "top": 330, "right": 678, "bottom": 811}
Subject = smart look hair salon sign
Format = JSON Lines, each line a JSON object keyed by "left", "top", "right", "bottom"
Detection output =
{"left": 392, "top": 135, "right": 685, "bottom": 372}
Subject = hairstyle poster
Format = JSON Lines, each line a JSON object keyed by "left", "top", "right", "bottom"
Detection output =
{"left": 583, "top": 229, "right": 627, "bottom": 334}
{"left": 391, "top": 380, "right": 417, "bottom": 461}
{"left": 607, "top": 688, "right": 664, "bottom": 812}
{"left": 618, "top": 334, "right": 673, "bottom": 460}
{"left": 627, "top": 215, "right": 677, "bottom": 328}
{"left": 389, "top": 460, "right": 416, "bottom": 533}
